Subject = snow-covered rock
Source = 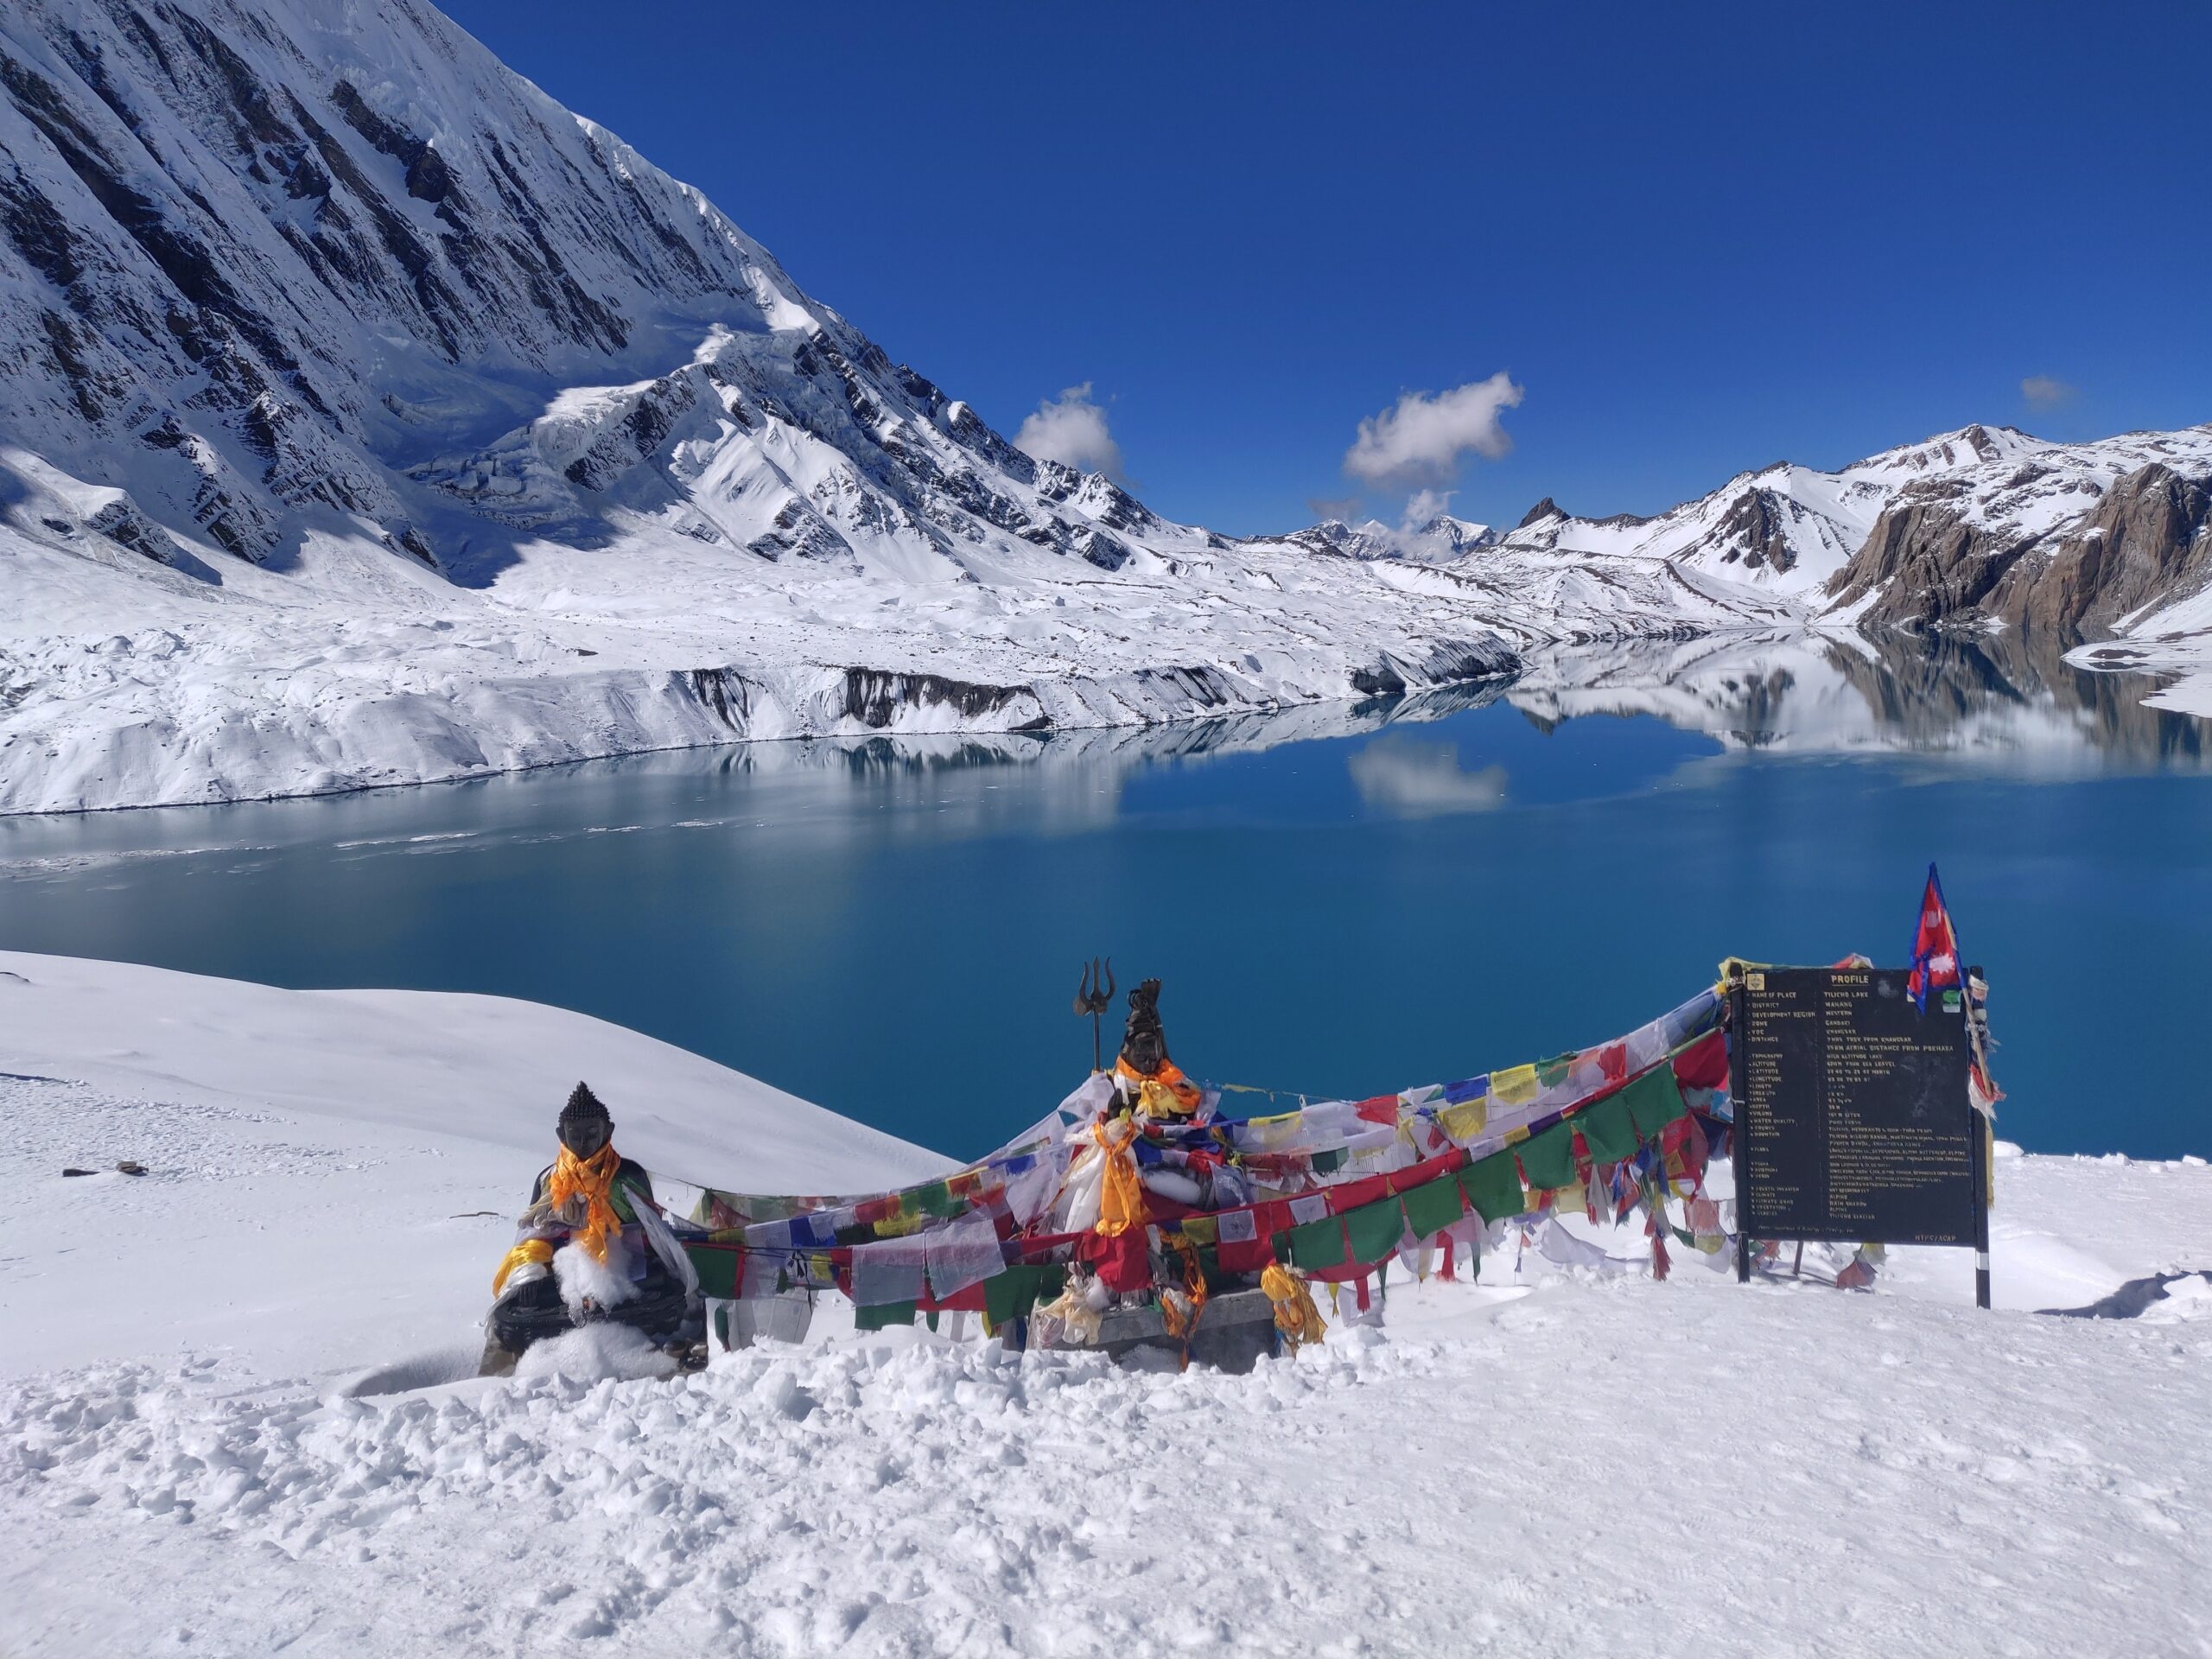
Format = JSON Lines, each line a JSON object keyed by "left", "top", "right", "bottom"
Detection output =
{"left": 1821, "top": 425, "right": 2212, "bottom": 636}
{"left": 1, "top": 0, "right": 2206, "bottom": 817}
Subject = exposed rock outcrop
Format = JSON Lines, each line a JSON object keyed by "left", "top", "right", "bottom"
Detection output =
{"left": 1822, "top": 488, "right": 2044, "bottom": 626}
{"left": 1989, "top": 463, "right": 2212, "bottom": 638}
{"left": 1824, "top": 456, "right": 2212, "bottom": 642}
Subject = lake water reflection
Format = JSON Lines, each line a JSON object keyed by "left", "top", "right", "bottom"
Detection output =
{"left": 2, "top": 629, "right": 2207, "bottom": 1161}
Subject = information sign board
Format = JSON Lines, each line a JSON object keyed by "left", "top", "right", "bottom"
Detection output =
{"left": 1732, "top": 967, "right": 1978, "bottom": 1246}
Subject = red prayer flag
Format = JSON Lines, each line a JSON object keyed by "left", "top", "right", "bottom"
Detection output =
{"left": 1672, "top": 1027, "right": 1730, "bottom": 1092}
{"left": 1326, "top": 1175, "right": 1390, "bottom": 1213}
{"left": 1354, "top": 1094, "right": 1400, "bottom": 1125}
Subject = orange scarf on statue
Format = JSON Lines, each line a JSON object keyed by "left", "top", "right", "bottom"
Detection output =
{"left": 1091, "top": 1117, "right": 1146, "bottom": 1237}
{"left": 1114, "top": 1056, "right": 1202, "bottom": 1116}
{"left": 547, "top": 1141, "right": 624, "bottom": 1262}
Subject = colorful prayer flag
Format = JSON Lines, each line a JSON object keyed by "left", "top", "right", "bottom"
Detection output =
{"left": 1576, "top": 1091, "right": 1641, "bottom": 1164}
{"left": 1516, "top": 1121, "right": 1579, "bottom": 1192}
{"left": 1620, "top": 1061, "right": 1687, "bottom": 1141}
{"left": 1460, "top": 1150, "right": 1524, "bottom": 1224}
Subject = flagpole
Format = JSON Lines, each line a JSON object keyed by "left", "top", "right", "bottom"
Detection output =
{"left": 1968, "top": 962, "right": 1992, "bottom": 1312}
{"left": 1726, "top": 969, "right": 1751, "bottom": 1287}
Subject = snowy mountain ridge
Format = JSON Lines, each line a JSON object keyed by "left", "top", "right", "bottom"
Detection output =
{"left": 1, "top": 0, "right": 2208, "bottom": 813}
{"left": 1484, "top": 423, "right": 2212, "bottom": 602}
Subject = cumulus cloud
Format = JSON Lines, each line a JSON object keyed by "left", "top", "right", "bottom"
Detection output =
{"left": 1343, "top": 372, "right": 1524, "bottom": 487}
{"left": 1014, "top": 383, "right": 1128, "bottom": 482}
{"left": 2020, "top": 375, "right": 2076, "bottom": 411}
{"left": 1346, "top": 734, "right": 1507, "bottom": 818}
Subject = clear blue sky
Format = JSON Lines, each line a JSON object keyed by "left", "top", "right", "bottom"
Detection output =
{"left": 440, "top": 1, "right": 2209, "bottom": 537}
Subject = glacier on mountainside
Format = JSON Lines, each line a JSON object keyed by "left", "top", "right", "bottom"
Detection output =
{"left": 1, "top": 0, "right": 2208, "bottom": 813}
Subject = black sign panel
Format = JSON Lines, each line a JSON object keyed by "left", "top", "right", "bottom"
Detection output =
{"left": 1734, "top": 967, "right": 1976, "bottom": 1245}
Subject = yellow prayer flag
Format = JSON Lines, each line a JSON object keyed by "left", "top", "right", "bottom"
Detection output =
{"left": 1438, "top": 1099, "right": 1489, "bottom": 1142}
{"left": 1491, "top": 1065, "right": 1540, "bottom": 1107}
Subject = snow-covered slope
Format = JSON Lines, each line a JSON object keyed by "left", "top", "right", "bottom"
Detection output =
{"left": 0, "top": 949, "right": 947, "bottom": 1190}
{"left": 2, "top": 0, "right": 2207, "bottom": 816}
{"left": 1483, "top": 423, "right": 2209, "bottom": 604}
{"left": 0, "top": 0, "right": 1541, "bottom": 813}
{"left": 0, "top": 949, "right": 950, "bottom": 1376}
{"left": 3, "top": 951, "right": 2209, "bottom": 1656}
{"left": 1821, "top": 425, "right": 2212, "bottom": 634}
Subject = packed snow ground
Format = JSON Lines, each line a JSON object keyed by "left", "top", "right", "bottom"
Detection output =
{"left": 0, "top": 951, "right": 948, "bottom": 1376}
{"left": 3, "top": 952, "right": 2209, "bottom": 1656}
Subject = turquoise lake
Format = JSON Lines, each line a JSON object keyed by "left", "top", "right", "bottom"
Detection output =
{"left": 3, "top": 632, "right": 2207, "bottom": 1162}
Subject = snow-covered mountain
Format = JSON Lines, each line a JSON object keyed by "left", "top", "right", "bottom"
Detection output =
{"left": 1480, "top": 423, "right": 2212, "bottom": 608}
{"left": 0, "top": 0, "right": 2207, "bottom": 814}
{"left": 1273, "top": 512, "right": 1497, "bottom": 563}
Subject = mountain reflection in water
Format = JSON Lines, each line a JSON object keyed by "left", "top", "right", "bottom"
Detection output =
{"left": 0, "top": 632, "right": 2204, "bottom": 1162}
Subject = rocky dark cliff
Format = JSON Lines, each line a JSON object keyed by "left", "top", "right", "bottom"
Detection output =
{"left": 1825, "top": 455, "right": 2212, "bottom": 640}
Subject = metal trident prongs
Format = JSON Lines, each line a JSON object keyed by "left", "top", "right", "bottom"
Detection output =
{"left": 1073, "top": 957, "right": 1116, "bottom": 1073}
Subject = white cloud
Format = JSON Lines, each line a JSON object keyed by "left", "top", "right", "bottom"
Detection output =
{"left": 1401, "top": 487, "right": 1457, "bottom": 529}
{"left": 1345, "top": 735, "right": 1507, "bottom": 817}
{"left": 1014, "top": 383, "right": 1128, "bottom": 482}
{"left": 1344, "top": 372, "right": 1523, "bottom": 486}
{"left": 2020, "top": 375, "right": 2076, "bottom": 411}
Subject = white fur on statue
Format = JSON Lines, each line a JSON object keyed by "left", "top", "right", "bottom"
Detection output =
{"left": 553, "top": 1236, "right": 638, "bottom": 1319}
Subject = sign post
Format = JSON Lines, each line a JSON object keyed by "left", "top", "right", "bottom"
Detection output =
{"left": 1730, "top": 965, "right": 1986, "bottom": 1306}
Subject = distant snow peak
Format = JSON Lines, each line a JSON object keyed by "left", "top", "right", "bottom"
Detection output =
{"left": 1343, "top": 372, "right": 1523, "bottom": 486}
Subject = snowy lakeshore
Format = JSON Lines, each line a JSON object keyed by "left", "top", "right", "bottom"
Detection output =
{"left": 3, "top": 952, "right": 2209, "bottom": 1656}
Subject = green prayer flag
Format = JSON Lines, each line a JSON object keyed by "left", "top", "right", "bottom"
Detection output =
{"left": 1460, "top": 1151, "right": 1524, "bottom": 1223}
{"left": 1311, "top": 1147, "right": 1349, "bottom": 1174}
{"left": 1621, "top": 1061, "right": 1687, "bottom": 1140}
{"left": 1517, "top": 1121, "right": 1579, "bottom": 1192}
{"left": 686, "top": 1245, "right": 738, "bottom": 1300}
{"left": 1401, "top": 1174, "right": 1465, "bottom": 1240}
{"left": 1577, "top": 1091, "right": 1641, "bottom": 1164}
{"left": 1344, "top": 1198, "right": 1408, "bottom": 1265}
{"left": 855, "top": 1300, "right": 917, "bottom": 1332}
{"left": 1285, "top": 1216, "right": 1347, "bottom": 1271}
{"left": 982, "top": 1263, "right": 1067, "bottom": 1325}
{"left": 918, "top": 1181, "right": 961, "bottom": 1219}
{"left": 1537, "top": 1052, "right": 1573, "bottom": 1088}
{"left": 984, "top": 1266, "right": 1037, "bottom": 1325}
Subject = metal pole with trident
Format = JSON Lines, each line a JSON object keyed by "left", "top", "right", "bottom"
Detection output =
{"left": 1072, "top": 957, "right": 1116, "bottom": 1073}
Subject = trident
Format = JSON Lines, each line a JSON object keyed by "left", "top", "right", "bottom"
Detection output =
{"left": 1072, "top": 957, "right": 1116, "bottom": 1073}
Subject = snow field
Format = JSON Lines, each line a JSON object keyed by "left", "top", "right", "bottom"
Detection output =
{"left": 5, "top": 953, "right": 2212, "bottom": 1654}
{"left": 5, "top": 1264, "right": 2210, "bottom": 1657}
